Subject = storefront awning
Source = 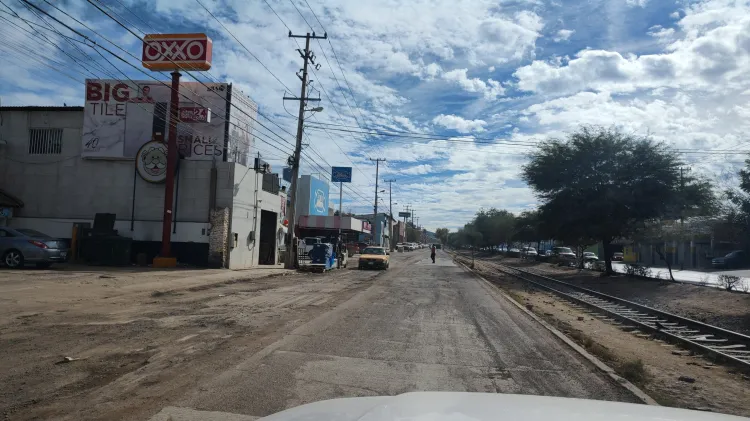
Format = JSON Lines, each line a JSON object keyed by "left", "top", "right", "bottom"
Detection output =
{"left": 298, "top": 215, "right": 371, "bottom": 234}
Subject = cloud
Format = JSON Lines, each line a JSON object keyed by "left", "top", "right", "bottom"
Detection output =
{"left": 399, "top": 164, "right": 433, "bottom": 175}
{"left": 432, "top": 114, "right": 487, "bottom": 133}
{"left": 553, "top": 29, "right": 574, "bottom": 42}
{"left": 625, "top": 0, "right": 649, "bottom": 7}
{"left": 442, "top": 68, "right": 505, "bottom": 99}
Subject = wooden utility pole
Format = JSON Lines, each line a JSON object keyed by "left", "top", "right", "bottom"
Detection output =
{"left": 283, "top": 31, "right": 327, "bottom": 269}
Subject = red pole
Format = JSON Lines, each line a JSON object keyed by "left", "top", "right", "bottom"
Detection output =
{"left": 160, "top": 71, "right": 180, "bottom": 257}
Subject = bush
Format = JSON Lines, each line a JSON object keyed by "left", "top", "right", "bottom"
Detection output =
{"left": 619, "top": 359, "right": 647, "bottom": 384}
{"left": 624, "top": 264, "right": 651, "bottom": 278}
{"left": 718, "top": 274, "right": 742, "bottom": 291}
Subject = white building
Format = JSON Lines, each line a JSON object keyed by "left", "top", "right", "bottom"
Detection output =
{"left": 0, "top": 103, "right": 284, "bottom": 269}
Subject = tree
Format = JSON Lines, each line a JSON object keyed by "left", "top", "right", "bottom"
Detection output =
{"left": 435, "top": 228, "right": 449, "bottom": 244}
{"left": 725, "top": 157, "right": 750, "bottom": 250}
{"left": 522, "top": 126, "right": 714, "bottom": 275}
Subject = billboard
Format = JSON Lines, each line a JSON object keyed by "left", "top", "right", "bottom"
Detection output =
{"left": 82, "top": 79, "right": 228, "bottom": 160}
{"left": 142, "top": 33, "right": 213, "bottom": 71}
{"left": 398, "top": 212, "right": 411, "bottom": 218}
{"left": 308, "top": 175, "right": 329, "bottom": 216}
{"left": 331, "top": 166, "right": 352, "bottom": 183}
{"left": 226, "top": 89, "right": 257, "bottom": 167}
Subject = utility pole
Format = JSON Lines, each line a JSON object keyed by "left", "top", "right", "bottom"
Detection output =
{"left": 680, "top": 167, "right": 685, "bottom": 270}
{"left": 384, "top": 179, "right": 396, "bottom": 251}
{"left": 283, "top": 31, "right": 327, "bottom": 269}
{"left": 370, "top": 158, "right": 386, "bottom": 245}
{"left": 403, "top": 204, "right": 411, "bottom": 243}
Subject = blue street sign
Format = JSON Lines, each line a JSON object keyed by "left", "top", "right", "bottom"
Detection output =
{"left": 282, "top": 167, "right": 293, "bottom": 182}
{"left": 331, "top": 166, "right": 352, "bottom": 183}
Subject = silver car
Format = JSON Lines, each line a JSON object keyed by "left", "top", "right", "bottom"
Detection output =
{"left": 0, "top": 227, "right": 69, "bottom": 268}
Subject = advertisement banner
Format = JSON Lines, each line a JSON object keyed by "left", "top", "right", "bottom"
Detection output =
{"left": 141, "top": 33, "right": 213, "bottom": 71}
{"left": 331, "top": 166, "right": 352, "bottom": 183}
{"left": 226, "top": 89, "right": 257, "bottom": 167}
{"left": 82, "top": 79, "right": 228, "bottom": 160}
{"left": 308, "top": 175, "right": 329, "bottom": 216}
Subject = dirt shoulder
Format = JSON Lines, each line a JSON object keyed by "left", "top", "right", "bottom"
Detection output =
{"left": 455, "top": 254, "right": 750, "bottom": 417}
{"left": 0, "top": 264, "right": 381, "bottom": 421}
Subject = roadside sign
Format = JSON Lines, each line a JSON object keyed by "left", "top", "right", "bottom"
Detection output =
{"left": 398, "top": 212, "right": 411, "bottom": 218}
{"left": 331, "top": 166, "right": 352, "bottom": 183}
{"left": 142, "top": 33, "right": 213, "bottom": 71}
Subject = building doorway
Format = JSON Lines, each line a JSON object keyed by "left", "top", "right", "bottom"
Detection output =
{"left": 259, "top": 210, "right": 277, "bottom": 265}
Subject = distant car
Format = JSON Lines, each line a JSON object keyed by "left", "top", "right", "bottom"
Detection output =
{"left": 712, "top": 250, "right": 747, "bottom": 269}
{"left": 507, "top": 248, "right": 521, "bottom": 257}
{"left": 582, "top": 252, "right": 599, "bottom": 262}
{"left": 0, "top": 227, "right": 69, "bottom": 269}
{"left": 612, "top": 252, "right": 624, "bottom": 261}
{"left": 358, "top": 246, "right": 390, "bottom": 270}
{"left": 551, "top": 247, "right": 576, "bottom": 265}
{"left": 520, "top": 247, "right": 538, "bottom": 260}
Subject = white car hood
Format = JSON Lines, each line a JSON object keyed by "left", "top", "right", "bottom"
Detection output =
{"left": 258, "top": 392, "right": 743, "bottom": 421}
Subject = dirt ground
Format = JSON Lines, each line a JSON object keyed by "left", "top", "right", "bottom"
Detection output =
{"left": 455, "top": 254, "right": 750, "bottom": 417}
{"left": 0, "top": 263, "right": 380, "bottom": 421}
{"left": 479, "top": 254, "right": 750, "bottom": 335}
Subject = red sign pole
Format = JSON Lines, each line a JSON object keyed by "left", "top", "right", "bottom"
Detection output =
{"left": 160, "top": 71, "right": 180, "bottom": 258}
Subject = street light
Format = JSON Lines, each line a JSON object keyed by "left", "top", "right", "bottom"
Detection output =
{"left": 308, "top": 106, "right": 324, "bottom": 112}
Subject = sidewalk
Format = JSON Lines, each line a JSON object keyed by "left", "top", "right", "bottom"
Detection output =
{"left": 611, "top": 262, "right": 750, "bottom": 291}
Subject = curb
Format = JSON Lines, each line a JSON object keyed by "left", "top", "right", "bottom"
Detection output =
{"left": 455, "top": 259, "right": 658, "bottom": 406}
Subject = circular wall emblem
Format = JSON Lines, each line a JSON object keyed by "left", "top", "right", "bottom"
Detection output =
{"left": 136, "top": 141, "right": 168, "bottom": 183}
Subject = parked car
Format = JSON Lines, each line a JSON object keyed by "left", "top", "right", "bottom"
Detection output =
{"left": 520, "top": 247, "right": 538, "bottom": 260}
{"left": 551, "top": 247, "right": 576, "bottom": 265}
{"left": 0, "top": 227, "right": 69, "bottom": 268}
{"left": 582, "top": 252, "right": 599, "bottom": 262}
{"left": 301, "top": 237, "right": 323, "bottom": 257}
{"left": 358, "top": 246, "right": 390, "bottom": 270}
{"left": 712, "top": 250, "right": 747, "bottom": 269}
{"left": 612, "top": 252, "right": 624, "bottom": 261}
{"left": 507, "top": 248, "right": 521, "bottom": 257}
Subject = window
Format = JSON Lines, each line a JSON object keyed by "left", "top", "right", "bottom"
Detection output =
{"left": 0, "top": 229, "right": 13, "bottom": 237}
{"left": 28, "top": 128, "right": 63, "bottom": 155}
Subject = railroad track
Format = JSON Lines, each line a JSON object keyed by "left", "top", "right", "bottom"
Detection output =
{"left": 455, "top": 253, "right": 750, "bottom": 371}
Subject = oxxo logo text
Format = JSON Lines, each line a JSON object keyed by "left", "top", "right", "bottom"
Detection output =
{"left": 143, "top": 39, "right": 206, "bottom": 62}
{"left": 141, "top": 34, "right": 212, "bottom": 71}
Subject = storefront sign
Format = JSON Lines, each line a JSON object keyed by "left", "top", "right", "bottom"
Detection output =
{"left": 398, "top": 211, "right": 411, "bottom": 218}
{"left": 179, "top": 107, "right": 210, "bottom": 122}
{"left": 135, "top": 141, "right": 168, "bottom": 183}
{"left": 142, "top": 33, "right": 213, "bottom": 71}
{"left": 362, "top": 221, "right": 372, "bottom": 232}
{"left": 308, "top": 176, "right": 329, "bottom": 216}
{"left": 82, "top": 79, "right": 228, "bottom": 161}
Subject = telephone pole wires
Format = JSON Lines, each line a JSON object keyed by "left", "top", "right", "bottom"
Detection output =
{"left": 370, "top": 158, "right": 386, "bottom": 246}
{"left": 384, "top": 179, "right": 396, "bottom": 251}
{"left": 284, "top": 31, "right": 327, "bottom": 269}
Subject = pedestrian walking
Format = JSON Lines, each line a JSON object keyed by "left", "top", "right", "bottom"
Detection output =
{"left": 430, "top": 244, "right": 436, "bottom": 263}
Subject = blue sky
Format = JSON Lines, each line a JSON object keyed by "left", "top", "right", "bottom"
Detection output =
{"left": 2, "top": 0, "right": 750, "bottom": 230}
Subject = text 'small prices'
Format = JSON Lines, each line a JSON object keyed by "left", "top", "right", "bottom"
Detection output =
{"left": 82, "top": 79, "right": 229, "bottom": 160}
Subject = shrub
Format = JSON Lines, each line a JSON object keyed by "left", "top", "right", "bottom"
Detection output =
{"left": 619, "top": 359, "right": 647, "bottom": 384}
{"left": 718, "top": 274, "right": 742, "bottom": 291}
{"left": 625, "top": 264, "right": 651, "bottom": 278}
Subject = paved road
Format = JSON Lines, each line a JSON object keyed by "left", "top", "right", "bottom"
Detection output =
{"left": 176, "top": 251, "right": 637, "bottom": 418}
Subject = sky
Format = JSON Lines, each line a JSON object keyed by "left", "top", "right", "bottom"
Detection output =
{"left": 2, "top": 0, "right": 750, "bottom": 231}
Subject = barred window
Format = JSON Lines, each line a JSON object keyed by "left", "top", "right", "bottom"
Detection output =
{"left": 28, "top": 128, "right": 63, "bottom": 155}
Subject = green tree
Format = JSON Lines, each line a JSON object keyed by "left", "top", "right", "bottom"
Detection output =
{"left": 522, "top": 126, "right": 714, "bottom": 275}
{"left": 435, "top": 228, "right": 449, "bottom": 244}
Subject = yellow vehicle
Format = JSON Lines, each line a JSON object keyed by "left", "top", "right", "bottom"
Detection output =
{"left": 358, "top": 246, "right": 390, "bottom": 270}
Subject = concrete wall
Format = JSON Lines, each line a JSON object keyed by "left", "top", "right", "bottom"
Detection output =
{"left": 0, "top": 109, "right": 236, "bottom": 244}
{"left": 227, "top": 164, "right": 282, "bottom": 269}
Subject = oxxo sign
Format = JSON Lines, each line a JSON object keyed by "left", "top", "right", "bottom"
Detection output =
{"left": 142, "top": 33, "right": 213, "bottom": 71}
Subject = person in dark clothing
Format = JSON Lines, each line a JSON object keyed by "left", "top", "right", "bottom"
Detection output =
{"left": 430, "top": 245, "right": 436, "bottom": 263}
